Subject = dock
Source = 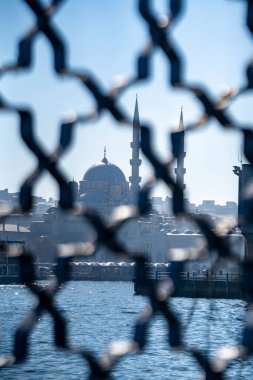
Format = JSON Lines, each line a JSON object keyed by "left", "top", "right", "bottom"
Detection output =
{"left": 134, "top": 271, "right": 243, "bottom": 299}
{"left": 0, "top": 260, "right": 244, "bottom": 299}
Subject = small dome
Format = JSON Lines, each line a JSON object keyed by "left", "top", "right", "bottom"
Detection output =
{"left": 83, "top": 162, "right": 127, "bottom": 183}
{"left": 69, "top": 178, "right": 78, "bottom": 187}
{"left": 68, "top": 179, "right": 79, "bottom": 197}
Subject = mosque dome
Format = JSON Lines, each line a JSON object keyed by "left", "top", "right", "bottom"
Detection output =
{"left": 79, "top": 148, "right": 130, "bottom": 212}
{"left": 83, "top": 149, "right": 127, "bottom": 184}
{"left": 68, "top": 178, "right": 78, "bottom": 188}
{"left": 83, "top": 162, "right": 126, "bottom": 183}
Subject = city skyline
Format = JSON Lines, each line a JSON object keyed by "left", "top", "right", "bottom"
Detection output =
{"left": 0, "top": 184, "right": 238, "bottom": 209}
{"left": 0, "top": 0, "right": 251, "bottom": 206}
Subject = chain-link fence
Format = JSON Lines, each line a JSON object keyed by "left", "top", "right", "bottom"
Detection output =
{"left": 1, "top": 0, "right": 253, "bottom": 378}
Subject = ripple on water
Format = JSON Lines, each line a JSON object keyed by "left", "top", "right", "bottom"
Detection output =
{"left": 0, "top": 282, "right": 252, "bottom": 379}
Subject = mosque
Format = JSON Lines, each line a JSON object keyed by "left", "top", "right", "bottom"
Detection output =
{"left": 30, "top": 102, "right": 212, "bottom": 265}
{"left": 68, "top": 97, "right": 142, "bottom": 215}
{"left": 29, "top": 98, "right": 143, "bottom": 251}
{"left": 4, "top": 102, "right": 244, "bottom": 268}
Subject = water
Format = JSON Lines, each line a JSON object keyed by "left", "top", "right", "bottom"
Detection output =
{"left": 0, "top": 281, "right": 252, "bottom": 379}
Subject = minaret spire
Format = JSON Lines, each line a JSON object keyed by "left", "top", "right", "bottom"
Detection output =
{"left": 129, "top": 95, "right": 142, "bottom": 204}
{"left": 174, "top": 106, "right": 186, "bottom": 190}
{"left": 179, "top": 106, "right": 183, "bottom": 129}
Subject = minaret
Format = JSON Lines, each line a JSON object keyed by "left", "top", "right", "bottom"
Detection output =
{"left": 129, "top": 96, "right": 142, "bottom": 205}
{"left": 174, "top": 107, "right": 186, "bottom": 190}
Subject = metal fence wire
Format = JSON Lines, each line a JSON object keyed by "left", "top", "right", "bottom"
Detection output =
{"left": 1, "top": 0, "right": 253, "bottom": 378}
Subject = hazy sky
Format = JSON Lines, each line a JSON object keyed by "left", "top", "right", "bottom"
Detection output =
{"left": 0, "top": 0, "right": 252, "bottom": 205}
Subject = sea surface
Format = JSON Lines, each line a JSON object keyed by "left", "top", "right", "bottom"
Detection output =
{"left": 0, "top": 281, "right": 252, "bottom": 379}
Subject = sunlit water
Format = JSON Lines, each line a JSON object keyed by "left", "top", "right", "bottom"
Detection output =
{"left": 0, "top": 282, "right": 252, "bottom": 379}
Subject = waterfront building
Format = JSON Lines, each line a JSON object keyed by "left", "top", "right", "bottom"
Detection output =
{"left": 197, "top": 200, "right": 237, "bottom": 218}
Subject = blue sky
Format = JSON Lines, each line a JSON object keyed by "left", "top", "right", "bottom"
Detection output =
{"left": 0, "top": 0, "right": 252, "bottom": 205}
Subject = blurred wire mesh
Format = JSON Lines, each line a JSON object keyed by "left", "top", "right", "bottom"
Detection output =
{"left": 1, "top": 0, "right": 253, "bottom": 378}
